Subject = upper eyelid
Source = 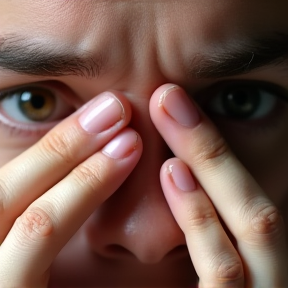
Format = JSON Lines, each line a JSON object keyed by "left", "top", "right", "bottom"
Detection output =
{"left": 0, "top": 81, "right": 81, "bottom": 108}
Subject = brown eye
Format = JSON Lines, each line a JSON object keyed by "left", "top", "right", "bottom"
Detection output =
{"left": 18, "top": 88, "right": 56, "bottom": 121}
{"left": 0, "top": 84, "right": 75, "bottom": 124}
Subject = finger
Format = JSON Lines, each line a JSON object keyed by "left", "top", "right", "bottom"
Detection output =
{"left": 150, "top": 84, "right": 288, "bottom": 286}
{"left": 0, "top": 91, "right": 131, "bottom": 242}
{"left": 160, "top": 158, "right": 244, "bottom": 287}
{"left": 0, "top": 128, "right": 142, "bottom": 287}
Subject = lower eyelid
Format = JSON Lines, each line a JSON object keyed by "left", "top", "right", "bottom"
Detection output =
{"left": 209, "top": 101, "right": 287, "bottom": 136}
{"left": 0, "top": 112, "right": 58, "bottom": 137}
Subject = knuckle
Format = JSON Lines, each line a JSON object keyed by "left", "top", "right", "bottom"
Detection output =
{"left": 250, "top": 204, "right": 283, "bottom": 236}
{"left": 72, "top": 159, "right": 106, "bottom": 192}
{"left": 194, "top": 134, "right": 229, "bottom": 167}
{"left": 14, "top": 207, "right": 54, "bottom": 244}
{"left": 40, "top": 127, "right": 79, "bottom": 164}
{"left": 241, "top": 200, "right": 284, "bottom": 244}
{"left": 186, "top": 208, "right": 218, "bottom": 231}
{"left": 210, "top": 253, "right": 243, "bottom": 283}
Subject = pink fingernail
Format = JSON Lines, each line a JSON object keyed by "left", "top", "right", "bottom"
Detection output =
{"left": 78, "top": 92, "right": 124, "bottom": 134}
{"left": 102, "top": 129, "right": 138, "bottom": 159}
{"left": 159, "top": 86, "right": 200, "bottom": 127}
{"left": 168, "top": 162, "right": 196, "bottom": 192}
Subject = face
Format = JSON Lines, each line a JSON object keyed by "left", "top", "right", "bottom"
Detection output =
{"left": 1, "top": 0, "right": 288, "bottom": 286}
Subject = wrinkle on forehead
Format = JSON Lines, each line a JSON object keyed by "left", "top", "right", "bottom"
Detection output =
{"left": 1, "top": 0, "right": 106, "bottom": 35}
{"left": 2, "top": 1, "right": 288, "bottom": 41}
{"left": 1, "top": 0, "right": 288, "bottom": 86}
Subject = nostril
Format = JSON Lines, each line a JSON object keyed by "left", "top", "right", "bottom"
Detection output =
{"left": 105, "top": 244, "right": 134, "bottom": 258}
{"left": 104, "top": 244, "right": 189, "bottom": 263}
{"left": 166, "top": 245, "right": 189, "bottom": 259}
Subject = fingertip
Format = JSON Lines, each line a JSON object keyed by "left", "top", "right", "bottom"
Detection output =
{"left": 102, "top": 128, "right": 143, "bottom": 161}
{"left": 151, "top": 83, "right": 180, "bottom": 100}
{"left": 75, "top": 90, "right": 133, "bottom": 129}
{"left": 149, "top": 83, "right": 178, "bottom": 116}
{"left": 108, "top": 90, "right": 133, "bottom": 125}
{"left": 161, "top": 158, "right": 196, "bottom": 194}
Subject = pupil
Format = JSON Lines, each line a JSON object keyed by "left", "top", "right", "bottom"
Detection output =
{"left": 31, "top": 94, "right": 45, "bottom": 109}
{"left": 18, "top": 89, "right": 55, "bottom": 121}
{"left": 228, "top": 90, "right": 249, "bottom": 106}
{"left": 222, "top": 87, "right": 260, "bottom": 119}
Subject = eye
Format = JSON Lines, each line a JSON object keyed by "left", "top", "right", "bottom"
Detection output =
{"left": 1, "top": 87, "right": 58, "bottom": 122}
{"left": 0, "top": 83, "right": 76, "bottom": 135}
{"left": 202, "top": 81, "right": 288, "bottom": 121}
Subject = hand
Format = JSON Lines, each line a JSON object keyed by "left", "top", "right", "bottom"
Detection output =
{"left": 150, "top": 84, "right": 288, "bottom": 288}
{"left": 0, "top": 91, "right": 142, "bottom": 287}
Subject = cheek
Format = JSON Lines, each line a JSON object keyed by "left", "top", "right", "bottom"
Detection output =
{"left": 0, "top": 129, "right": 39, "bottom": 167}
{"left": 0, "top": 148, "right": 26, "bottom": 167}
{"left": 222, "top": 128, "right": 288, "bottom": 205}
{"left": 254, "top": 157, "right": 288, "bottom": 205}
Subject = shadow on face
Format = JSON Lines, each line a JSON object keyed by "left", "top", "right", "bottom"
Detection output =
{"left": 1, "top": 0, "right": 288, "bottom": 286}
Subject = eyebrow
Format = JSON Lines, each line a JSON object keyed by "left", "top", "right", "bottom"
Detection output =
{"left": 0, "top": 33, "right": 288, "bottom": 79}
{"left": 189, "top": 32, "right": 288, "bottom": 79}
{"left": 0, "top": 35, "right": 104, "bottom": 78}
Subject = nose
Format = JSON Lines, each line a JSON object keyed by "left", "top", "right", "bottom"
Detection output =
{"left": 85, "top": 187, "right": 187, "bottom": 264}
{"left": 85, "top": 97, "right": 187, "bottom": 264}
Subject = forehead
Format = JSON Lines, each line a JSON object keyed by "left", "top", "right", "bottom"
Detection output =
{"left": 1, "top": 0, "right": 288, "bottom": 91}
{"left": 2, "top": 1, "right": 288, "bottom": 39}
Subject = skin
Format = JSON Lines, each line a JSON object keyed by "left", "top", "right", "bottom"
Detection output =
{"left": 0, "top": 0, "right": 288, "bottom": 287}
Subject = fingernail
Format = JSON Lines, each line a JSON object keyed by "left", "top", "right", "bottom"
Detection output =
{"left": 102, "top": 129, "right": 139, "bottom": 159}
{"left": 159, "top": 86, "right": 200, "bottom": 127}
{"left": 78, "top": 92, "right": 124, "bottom": 134}
{"left": 168, "top": 162, "right": 196, "bottom": 192}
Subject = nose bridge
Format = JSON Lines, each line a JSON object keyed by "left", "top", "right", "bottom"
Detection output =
{"left": 83, "top": 18, "right": 188, "bottom": 260}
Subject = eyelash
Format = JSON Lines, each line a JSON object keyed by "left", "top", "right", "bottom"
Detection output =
{"left": 0, "top": 121, "right": 46, "bottom": 137}
{"left": 0, "top": 80, "right": 288, "bottom": 138}
{"left": 0, "top": 113, "right": 58, "bottom": 137}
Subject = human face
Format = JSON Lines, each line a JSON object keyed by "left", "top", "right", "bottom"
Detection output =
{"left": 1, "top": 0, "right": 288, "bottom": 286}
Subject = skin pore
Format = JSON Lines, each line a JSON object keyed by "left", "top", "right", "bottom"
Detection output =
{"left": 1, "top": 0, "right": 288, "bottom": 287}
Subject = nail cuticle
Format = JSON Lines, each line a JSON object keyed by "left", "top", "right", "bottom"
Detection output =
{"left": 158, "top": 85, "right": 179, "bottom": 107}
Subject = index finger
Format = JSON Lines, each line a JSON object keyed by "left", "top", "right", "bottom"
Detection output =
{"left": 150, "top": 84, "right": 288, "bottom": 286}
{"left": 0, "top": 91, "right": 131, "bottom": 242}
